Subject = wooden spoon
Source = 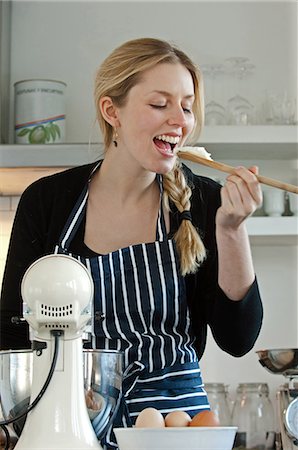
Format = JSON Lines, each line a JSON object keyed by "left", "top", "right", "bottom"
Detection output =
{"left": 177, "top": 148, "right": 298, "bottom": 194}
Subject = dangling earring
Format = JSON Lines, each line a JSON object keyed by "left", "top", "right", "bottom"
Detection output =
{"left": 113, "top": 128, "right": 118, "bottom": 147}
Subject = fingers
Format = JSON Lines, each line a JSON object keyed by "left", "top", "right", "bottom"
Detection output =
{"left": 217, "top": 166, "right": 263, "bottom": 229}
{"left": 248, "top": 165, "right": 258, "bottom": 175}
{"left": 225, "top": 166, "right": 263, "bottom": 207}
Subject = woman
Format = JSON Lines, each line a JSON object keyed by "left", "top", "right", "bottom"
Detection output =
{"left": 0, "top": 38, "right": 263, "bottom": 448}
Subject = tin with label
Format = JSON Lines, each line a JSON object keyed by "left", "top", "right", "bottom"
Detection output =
{"left": 14, "top": 79, "right": 66, "bottom": 144}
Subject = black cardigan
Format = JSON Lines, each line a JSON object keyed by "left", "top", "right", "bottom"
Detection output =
{"left": 0, "top": 161, "right": 263, "bottom": 358}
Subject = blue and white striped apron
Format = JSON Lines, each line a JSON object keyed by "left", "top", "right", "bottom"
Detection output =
{"left": 54, "top": 162, "right": 210, "bottom": 449}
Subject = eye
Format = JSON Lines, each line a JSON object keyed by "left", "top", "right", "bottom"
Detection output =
{"left": 150, "top": 104, "right": 166, "bottom": 109}
{"left": 182, "top": 106, "right": 193, "bottom": 114}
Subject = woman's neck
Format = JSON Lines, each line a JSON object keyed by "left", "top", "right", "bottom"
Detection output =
{"left": 91, "top": 147, "right": 158, "bottom": 206}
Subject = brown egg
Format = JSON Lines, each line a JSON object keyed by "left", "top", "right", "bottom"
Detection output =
{"left": 135, "top": 407, "right": 165, "bottom": 428}
{"left": 165, "top": 410, "right": 192, "bottom": 427}
{"left": 189, "top": 410, "right": 220, "bottom": 427}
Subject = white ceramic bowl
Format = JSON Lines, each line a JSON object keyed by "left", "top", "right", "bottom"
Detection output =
{"left": 114, "top": 427, "right": 237, "bottom": 450}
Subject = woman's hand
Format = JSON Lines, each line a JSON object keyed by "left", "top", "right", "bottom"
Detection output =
{"left": 216, "top": 166, "right": 263, "bottom": 231}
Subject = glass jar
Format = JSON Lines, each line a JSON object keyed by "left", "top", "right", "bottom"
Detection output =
{"left": 232, "top": 383, "right": 275, "bottom": 450}
{"left": 204, "top": 383, "right": 232, "bottom": 425}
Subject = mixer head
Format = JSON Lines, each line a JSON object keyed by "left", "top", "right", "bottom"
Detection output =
{"left": 21, "top": 254, "right": 94, "bottom": 340}
{"left": 256, "top": 348, "right": 298, "bottom": 377}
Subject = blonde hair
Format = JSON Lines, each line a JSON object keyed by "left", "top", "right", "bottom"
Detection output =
{"left": 94, "top": 37, "right": 206, "bottom": 275}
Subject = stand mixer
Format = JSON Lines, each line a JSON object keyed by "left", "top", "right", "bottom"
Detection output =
{"left": 0, "top": 254, "right": 108, "bottom": 449}
{"left": 257, "top": 348, "right": 298, "bottom": 450}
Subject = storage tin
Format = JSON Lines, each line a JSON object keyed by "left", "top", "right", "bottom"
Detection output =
{"left": 14, "top": 79, "right": 66, "bottom": 144}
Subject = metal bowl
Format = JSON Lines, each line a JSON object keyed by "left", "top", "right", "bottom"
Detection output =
{"left": 256, "top": 348, "right": 298, "bottom": 376}
{"left": 0, "top": 349, "right": 123, "bottom": 439}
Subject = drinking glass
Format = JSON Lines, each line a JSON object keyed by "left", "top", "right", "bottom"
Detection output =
{"left": 201, "top": 63, "right": 227, "bottom": 125}
{"left": 225, "top": 57, "right": 255, "bottom": 125}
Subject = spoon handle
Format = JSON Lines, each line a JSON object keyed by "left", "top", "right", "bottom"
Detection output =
{"left": 178, "top": 151, "right": 298, "bottom": 194}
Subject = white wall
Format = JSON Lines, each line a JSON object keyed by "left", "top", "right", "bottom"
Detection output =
{"left": 9, "top": 0, "right": 297, "bottom": 143}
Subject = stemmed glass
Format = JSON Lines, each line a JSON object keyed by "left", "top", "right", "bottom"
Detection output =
{"left": 201, "top": 63, "right": 227, "bottom": 126}
{"left": 225, "top": 57, "right": 255, "bottom": 125}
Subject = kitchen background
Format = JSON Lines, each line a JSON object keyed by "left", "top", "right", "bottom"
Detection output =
{"left": 0, "top": 0, "right": 297, "bottom": 413}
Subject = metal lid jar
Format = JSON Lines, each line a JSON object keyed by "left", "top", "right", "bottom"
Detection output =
{"left": 204, "top": 383, "right": 232, "bottom": 426}
{"left": 231, "top": 382, "right": 275, "bottom": 449}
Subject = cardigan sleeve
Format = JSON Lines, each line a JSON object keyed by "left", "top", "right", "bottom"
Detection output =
{"left": 0, "top": 182, "right": 50, "bottom": 349}
{"left": 209, "top": 278, "right": 263, "bottom": 356}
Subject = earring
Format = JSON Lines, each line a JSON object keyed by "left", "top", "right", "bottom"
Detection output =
{"left": 113, "top": 128, "right": 118, "bottom": 147}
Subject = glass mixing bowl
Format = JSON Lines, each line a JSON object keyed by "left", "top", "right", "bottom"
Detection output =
{"left": 0, "top": 349, "right": 123, "bottom": 440}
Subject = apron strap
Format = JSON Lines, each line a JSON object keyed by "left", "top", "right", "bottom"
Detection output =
{"left": 57, "top": 161, "right": 102, "bottom": 250}
{"left": 156, "top": 174, "right": 167, "bottom": 242}
{"left": 58, "top": 185, "right": 89, "bottom": 250}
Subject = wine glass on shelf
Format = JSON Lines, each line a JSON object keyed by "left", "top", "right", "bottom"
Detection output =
{"left": 201, "top": 63, "right": 227, "bottom": 126}
{"left": 225, "top": 57, "right": 255, "bottom": 125}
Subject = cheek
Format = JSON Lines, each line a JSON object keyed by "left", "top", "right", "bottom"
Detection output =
{"left": 187, "top": 115, "right": 196, "bottom": 132}
{"left": 181, "top": 119, "right": 195, "bottom": 142}
{"left": 121, "top": 106, "right": 155, "bottom": 135}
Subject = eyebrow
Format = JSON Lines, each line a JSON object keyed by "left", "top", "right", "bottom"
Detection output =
{"left": 148, "top": 90, "right": 195, "bottom": 100}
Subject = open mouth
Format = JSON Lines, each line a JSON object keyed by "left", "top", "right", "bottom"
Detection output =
{"left": 153, "top": 134, "right": 180, "bottom": 156}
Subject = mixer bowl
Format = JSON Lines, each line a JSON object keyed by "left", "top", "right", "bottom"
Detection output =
{"left": 256, "top": 348, "right": 298, "bottom": 376}
{"left": 0, "top": 349, "right": 123, "bottom": 440}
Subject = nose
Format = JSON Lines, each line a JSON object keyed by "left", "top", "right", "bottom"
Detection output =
{"left": 167, "top": 105, "right": 187, "bottom": 127}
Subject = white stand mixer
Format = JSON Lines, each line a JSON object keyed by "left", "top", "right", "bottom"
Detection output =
{"left": 14, "top": 254, "right": 102, "bottom": 450}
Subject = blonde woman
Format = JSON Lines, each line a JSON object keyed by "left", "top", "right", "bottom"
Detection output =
{"left": 1, "top": 38, "right": 263, "bottom": 449}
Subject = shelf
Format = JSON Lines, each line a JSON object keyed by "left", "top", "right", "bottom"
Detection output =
{"left": 247, "top": 216, "right": 298, "bottom": 245}
{"left": 247, "top": 216, "right": 298, "bottom": 235}
{"left": 0, "top": 126, "right": 297, "bottom": 195}
{"left": 0, "top": 126, "right": 297, "bottom": 168}
{"left": 0, "top": 142, "right": 298, "bottom": 245}
{"left": 0, "top": 143, "right": 101, "bottom": 167}
{"left": 200, "top": 125, "right": 298, "bottom": 159}
{"left": 0, "top": 143, "right": 101, "bottom": 194}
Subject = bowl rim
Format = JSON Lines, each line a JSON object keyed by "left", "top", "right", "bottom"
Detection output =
{"left": 0, "top": 348, "right": 124, "bottom": 355}
{"left": 114, "top": 427, "right": 238, "bottom": 431}
{"left": 0, "top": 349, "right": 32, "bottom": 355}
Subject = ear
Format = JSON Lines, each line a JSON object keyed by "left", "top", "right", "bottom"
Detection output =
{"left": 99, "top": 96, "right": 120, "bottom": 127}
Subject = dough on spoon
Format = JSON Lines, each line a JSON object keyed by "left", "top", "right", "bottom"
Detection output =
{"left": 176, "top": 146, "right": 213, "bottom": 160}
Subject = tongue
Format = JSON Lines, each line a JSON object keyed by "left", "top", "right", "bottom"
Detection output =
{"left": 154, "top": 138, "right": 171, "bottom": 151}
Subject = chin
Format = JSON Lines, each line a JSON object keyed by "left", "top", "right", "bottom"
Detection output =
{"left": 151, "top": 157, "right": 177, "bottom": 175}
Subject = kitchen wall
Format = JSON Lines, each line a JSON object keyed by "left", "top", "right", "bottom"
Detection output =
{"left": 7, "top": 0, "right": 297, "bottom": 143}
{"left": 0, "top": 0, "right": 297, "bottom": 405}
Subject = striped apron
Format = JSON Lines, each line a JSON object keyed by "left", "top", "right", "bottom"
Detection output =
{"left": 54, "top": 163, "right": 210, "bottom": 449}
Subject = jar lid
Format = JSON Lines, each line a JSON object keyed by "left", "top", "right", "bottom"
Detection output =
{"left": 237, "top": 382, "right": 269, "bottom": 394}
{"left": 204, "top": 383, "right": 227, "bottom": 393}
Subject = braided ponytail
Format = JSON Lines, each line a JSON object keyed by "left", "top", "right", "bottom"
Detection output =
{"left": 163, "top": 161, "right": 206, "bottom": 276}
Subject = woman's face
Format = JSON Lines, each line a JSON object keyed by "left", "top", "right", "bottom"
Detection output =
{"left": 115, "top": 62, "right": 196, "bottom": 174}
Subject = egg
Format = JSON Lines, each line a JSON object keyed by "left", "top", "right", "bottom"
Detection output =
{"left": 189, "top": 410, "right": 220, "bottom": 427}
{"left": 165, "top": 411, "right": 191, "bottom": 427}
{"left": 135, "top": 407, "right": 165, "bottom": 428}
